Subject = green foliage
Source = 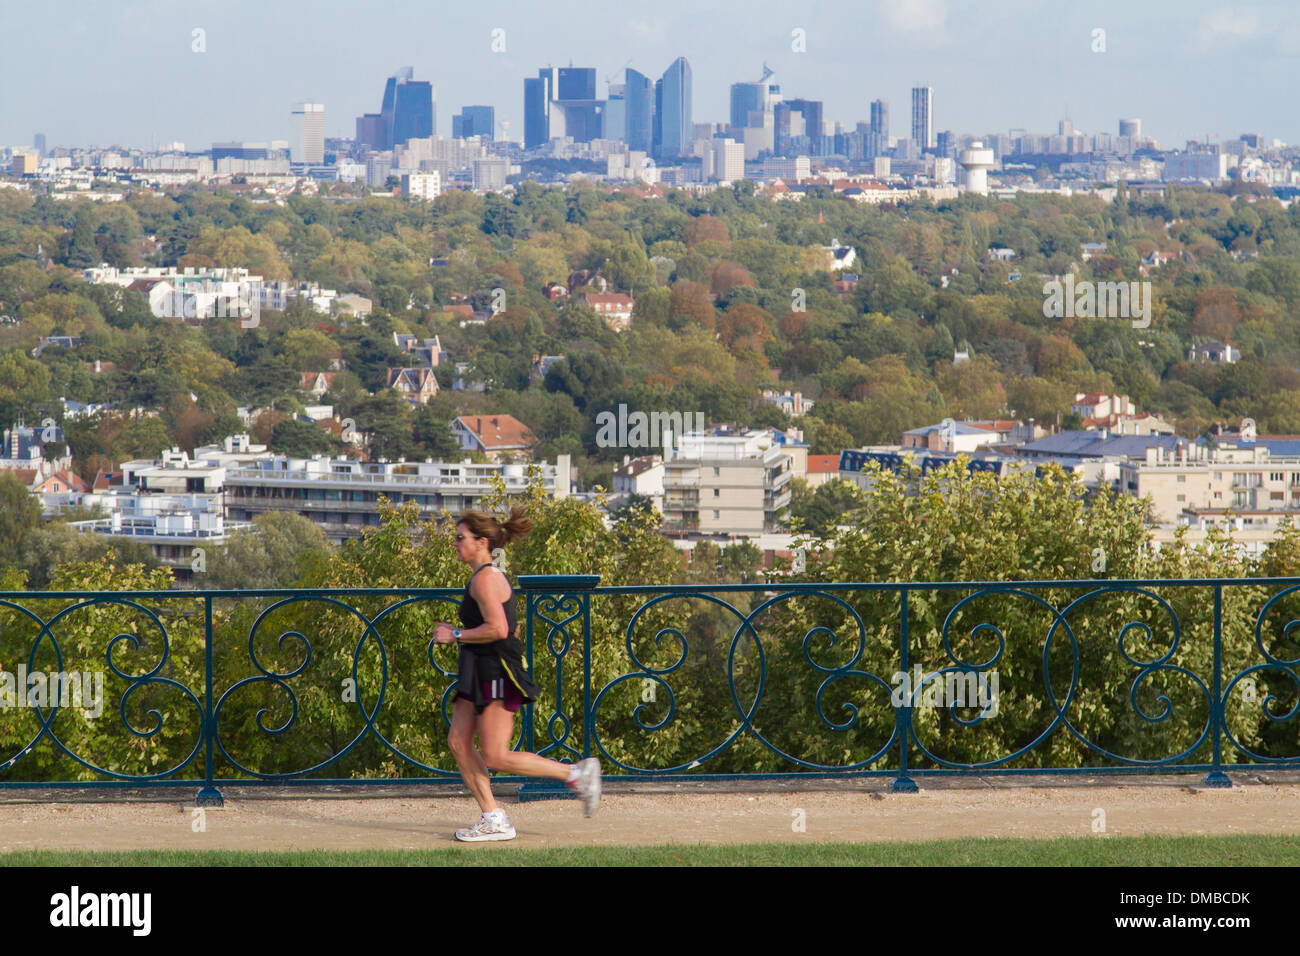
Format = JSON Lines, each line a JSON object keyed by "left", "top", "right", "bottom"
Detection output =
{"left": 270, "top": 418, "right": 333, "bottom": 458}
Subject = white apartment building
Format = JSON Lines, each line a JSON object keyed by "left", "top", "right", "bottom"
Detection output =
{"left": 224, "top": 454, "right": 570, "bottom": 544}
{"left": 291, "top": 103, "right": 325, "bottom": 165}
{"left": 69, "top": 492, "right": 251, "bottom": 585}
{"left": 259, "top": 280, "right": 338, "bottom": 314}
{"left": 110, "top": 436, "right": 572, "bottom": 546}
{"left": 402, "top": 171, "right": 441, "bottom": 201}
{"left": 745, "top": 156, "right": 811, "bottom": 182}
{"left": 662, "top": 431, "right": 793, "bottom": 538}
{"left": 708, "top": 139, "right": 745, "bottom": 183}
{"left": 83, "top": 266, "right": 263, "bottom": 321}
{"left": 612, "top": 455, "right": 665, "bottom": 513}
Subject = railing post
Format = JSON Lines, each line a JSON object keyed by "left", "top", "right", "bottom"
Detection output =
{"left": 516, "top": 574, "right": 601, "bottom": 802}
{"left": 1204, "top": 583, "right": 1231, "bottom": 788}
{"left": 196, "top": 594, "right": 224, "bottom": 807}
{"left": 892, "top": 588, "right": 918, "bottom": 793}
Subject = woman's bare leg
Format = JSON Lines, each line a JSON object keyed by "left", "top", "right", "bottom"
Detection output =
{"left": 447, "top": 698, "right": 498, "bottom": 812}
{"left": 476, "top": 702, "right": 572, "bottom": 781}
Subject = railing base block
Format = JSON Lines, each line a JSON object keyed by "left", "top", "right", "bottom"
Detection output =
{"left": 196, "top": 786, "right": 225, "bottom": 807}
{"left": 1202, "top": 771, "right": 1232, "bottom": 789}
{"left": 517, "top": 781, "right": 578, "bottom": 803}
{"left": 890, "top": 776, "right": 919, "bottom": 794}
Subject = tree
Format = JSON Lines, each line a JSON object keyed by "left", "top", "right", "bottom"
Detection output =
{"left": 412, "top": 406, "right": 459, "bottom": 458}
{"left": 279, "top": 328, "right": 342, "bottom": 371}
{"left": 0, "top": 351, "right": 57, "bottom": 426}
{"left": 351, "top": 391, "right": 416, "bottom": 461}
{"left": 21, "top": 521, "right": 158, "bottom": 589}
{"left": 204, "top": 511, "right": 331, "bottom": 590}
{"left": 270, "top": 418, "right": 333, "bottom": 457}
{"left": 544, "top": 352, "right": 624, "bottom": 413}
{"left": 0, "top": 472, "right": 42, "bottom": 574}
{"left": 606, "top": 238, "right": 656, "bottom": 295}
{"left": 790, "top": 478, "right": 868, "bottom": 535}
{"left": 66, "top": 210, "right": 99, "bottom": 268}
{"left": 934, "top": 355, "right": 1007, "bottom": 419}
{"left": 120, "top": 416, "right": 173, "bottom": 459}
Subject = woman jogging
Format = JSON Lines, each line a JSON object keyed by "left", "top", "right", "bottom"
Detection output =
{"left": 432, "top": 506, "right": 601, "bottom": 842}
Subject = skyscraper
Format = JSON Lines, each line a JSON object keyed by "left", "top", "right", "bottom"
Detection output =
{"left": 624, "top": 68, "right": 654, "bottom": 153}
{"left": 355, "top": 69, "right": 433, "bottom": 149}
{"left": 392, "top": 80, "right": 434, "bottom": 145}
{"left": 911, "top": 85, "right": 934, "bottom": 150}
{"left": 524, "top": 69, "right": 557, "bottom": 148}
{"left": 656, "top": 57, "right": 692, "bottom": 159}
{"left": 784, "top": 99, "right": 822, "bottom": 140}
{"left": 936, "top": 130, "right": 954, "bottom": 159}
{"left": 870, "top": 100, "right": 888, "bottom": 138}
{"left": 291, "top": 103, "right": 325, "bottom": 164}
{"left": 356, "top": 114, "right": 385, "bottom": 148}
{"left": 730, "top": 77, "right": 780, "bottom": 129}
{"left": 453, "top": 106, "right": 495, "bottom": 140}
{"left": 605, "top": 84, "right": 627, "bottom": 142}
{"left": 558, "top": 68, "right": 596, "bottom": 101}
{"left": 730, "top": 83, "right": 765, "bottom": 128}
{"left": 33, "top": 133, "right": 46, "bottom": 158}
{"left": 545, "top": 67, "right": 603, "bottom": 144}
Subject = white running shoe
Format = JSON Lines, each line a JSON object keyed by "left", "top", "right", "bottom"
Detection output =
{"left": 454, "top": 813, "right": 517, "bottom": 842}
{"left": 568, "top": 757, "right": 602, "bottom": 817}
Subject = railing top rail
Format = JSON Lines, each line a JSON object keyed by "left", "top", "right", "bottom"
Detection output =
{"left": 0, "top": 587, "right": 465, "bottom": 599}
{"left": 0, "top": 575, "right": 1297, "bottom": 600}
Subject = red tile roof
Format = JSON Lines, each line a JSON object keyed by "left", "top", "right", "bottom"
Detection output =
{"left": 454, "top": 414, "right": 536, "bottom": 451}
{"left": 806, "top": 454, "right": 840, "bottom": 474}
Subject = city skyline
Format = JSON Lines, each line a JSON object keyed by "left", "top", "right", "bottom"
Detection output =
{"left": 3, "top": 0, "right": 1298, "bottom": 152}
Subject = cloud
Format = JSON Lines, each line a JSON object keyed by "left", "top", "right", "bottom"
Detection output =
{"left": 885, "top": 0, "right": 949, "bottom": 33}
{"left": 1196, "top": 7, "right": 1261, "bottom": 48}
{"left": 626, "top": 17, "right": 664, "bottom": 40}
{"left": 1275, "top": 21, "right": 1300, "bottom": 53}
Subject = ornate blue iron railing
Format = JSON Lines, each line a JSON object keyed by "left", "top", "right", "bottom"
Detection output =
{"left": 1, "top": 575, "right": 1299, "bottom": 803}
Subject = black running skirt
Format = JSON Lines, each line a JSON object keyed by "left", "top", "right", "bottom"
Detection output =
{"left": 454, "top": 638, "right": 541, "bottom": 715}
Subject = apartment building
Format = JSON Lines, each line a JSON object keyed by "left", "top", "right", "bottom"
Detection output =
{"left": 612, "top": 455, "right": 665, "bottom": 513}
{"left": 1119, "top": 440, "right": 1300, "bottom": 525}
{"left": 225, "top": 454, "right": 570, "bottom": 544}
{"left": 84, "top": 266, "right": 263, "bottom": 321}
{"left": 662, "top": 430, "right": 792, "bottom": 538}
{"left": 69, "top": 492, "right": 251, "bottom": 585}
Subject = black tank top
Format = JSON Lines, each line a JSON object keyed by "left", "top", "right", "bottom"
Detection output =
{"left": 458, "top": 563, "right": 518, "bottom": 639}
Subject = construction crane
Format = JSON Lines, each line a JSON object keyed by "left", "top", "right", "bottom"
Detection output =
{"left": 605, "top": 58, "right": 633, "bottom": 89}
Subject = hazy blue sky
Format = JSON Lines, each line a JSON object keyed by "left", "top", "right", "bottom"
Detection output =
{"left": 2, "top": 0, "right": 1296, "bottom": 151}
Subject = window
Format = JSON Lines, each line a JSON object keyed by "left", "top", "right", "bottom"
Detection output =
{"left": 713, "top": 467, "right": 720, "bottom": 477}
{"left": 712, "top": 510, "right": 720, "bottom": 520}
{"left": 1272, "top": 492, "right": 1285, "bottom": 500}
{"left": 713, "top": 488, "right": 720, "bottom": 497}
{"left": 1176, "top": 475, "right": 1185, "bottom": 483}
{"left": 1271, "top": 473, "right": 1285, "bottom": 482}
{"left": 1176, "top": 494, "right": 1185, "bottom": 502}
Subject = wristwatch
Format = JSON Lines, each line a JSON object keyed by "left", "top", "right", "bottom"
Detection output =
{"left": 452, "top": 629, "right": 462, "bottom": 642}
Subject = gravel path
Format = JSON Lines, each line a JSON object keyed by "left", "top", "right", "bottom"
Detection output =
{"left": 1, "top": 774, "right": 1297, "bottom": 851}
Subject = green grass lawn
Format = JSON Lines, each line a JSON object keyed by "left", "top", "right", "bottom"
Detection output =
{"left": 4, "top": 834, "right": 1299, "bottom": 866}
